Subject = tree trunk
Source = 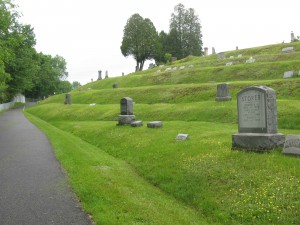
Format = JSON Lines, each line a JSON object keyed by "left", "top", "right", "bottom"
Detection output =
{"left": 139, "top": 60, "right": 145, "bottom": 71}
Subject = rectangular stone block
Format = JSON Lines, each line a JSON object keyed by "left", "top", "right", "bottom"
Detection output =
{"left": 176, "top": 134, "right": 189, "bottom": 140}
{"left": 147, "top": 121, "right": 163, "bottom": 128}
{"left": 283, "top": 70, "right": 294, "bottom": 79}
{"left": 283, "top": 135, "right": 300, "bottom": 156}
{"left": 131, "top": 120, "right": 143, "bottom": 127}
{"left": 118, "top": 115, "right": 136, "bottom": 125}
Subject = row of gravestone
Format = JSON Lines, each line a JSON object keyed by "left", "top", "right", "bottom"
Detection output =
{"left": 156, "top": 65, "right": 194, "bottom": 73}
{"left": 64, "top": 86, "right": 300, "bottom": 156}
{"left": 219, "top": 46, "right": 295, "bottom": 60}
{"left": 226, "top": 57, "right": 256, "bottom": 66}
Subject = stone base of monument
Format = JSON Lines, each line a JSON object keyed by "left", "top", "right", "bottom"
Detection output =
{"left": 118, "top": 115, "right": 136, "bottom": 125}
{"left": 232, "top": 133, "right": 285, "bottom": 151}
{"left": 215, "top": 96, "right": 232, "bottom": 101}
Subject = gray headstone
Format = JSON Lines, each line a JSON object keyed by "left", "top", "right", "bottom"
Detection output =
{"left": 105, "top": 70, "right": 109, "bottom": 79}
{"left": 283, "top": 135, "right": 300, "bottom": 156}
{"left": 217, "top": 52, "right": 226, "bottom": 59}
{"left": 147, "top": 121, "right": 163, "bottom": 128}
{"left": 176, "top": 134, "right": 189, "bottom": 140}
{"left": 246, "top": 58, "right": 256, "bottom": 63}
{"left": 120, "top": 97, "right": 133, "bottom": 115}
{"left": 64, "top": 93, "right": 71, "bottom": 104}
{"left": 131, "top": 120, "right": 143, "bottom": 127}
{"left": 226, "top": 62, "right": 233, "bottom": 66}
{"left": 283, "top": 70, "right": 294, "bottom": 78}
{"left": 113, "top": 83, "right": 118, "bottom": 88}
{"left": 179, "top": 66, "right": 185, "bottom": 70}
{"left": 97, "top": 70, "right": 102, "bottom": 80}
{"left": 216, "top": 83, "right": 232, "bottom": 101}
{"left": 229, "top": 55, "right": 234, "bottom": 59}
{"left": 232, "top": 86, "right": 285, "bottom": 150}
{"left": 282, "top": 46, "right": 294, "bottom": 53}
{"left": 212, "top": 47, "right": 216, "bottom": 54}
{"left": 165, "top": 67, "right": 172, "bottom": 71}
{"left": 118, "top": 115, "right": 136, "bottom": 125}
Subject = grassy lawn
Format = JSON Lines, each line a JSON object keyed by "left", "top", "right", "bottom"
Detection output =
{"left": 26, "top": 112, "right": 300, "bottom": 225}
{"left": 24, "top": 42, "right": 300, "bottom": 224}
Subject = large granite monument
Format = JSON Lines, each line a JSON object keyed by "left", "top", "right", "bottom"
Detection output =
{"left": 118, "top": 97, "right": 136, "bottom": 125}
{"left": 232, "top": 86, "right": 285, "bottom": 150}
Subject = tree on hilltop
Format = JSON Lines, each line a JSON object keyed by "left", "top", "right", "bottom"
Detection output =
{"left": 121, "top": 13, "right": 158, "bottom": 71}
{"left": 168, "top": 3, "right": 203, "bottom": 59}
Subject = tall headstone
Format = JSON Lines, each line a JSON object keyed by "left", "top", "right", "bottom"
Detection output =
{"left": 204, "top": 47, "right": 208, "bottom": 56}
{"left": 118, "top": 97, "right": 136, "bottom": 125}
{"left": 291, "top": 31, "right": 295, "bottom": 42}
{"left": 97, "top": 70, "right": 102, "bottom": 80}
{"left": 212, "top": 47, "right": 216, "bottom": 54}
{"left": 105, "top": 70, "right": 109, "bottom": 79}
{"left": 215, "top": 83, "right": 232, "bottom": 101}
{"left": 232, "top": 86, "right": 285, "bottom": 150}
{"left": 64, "top": 93, "right": 71, "bottom": 105}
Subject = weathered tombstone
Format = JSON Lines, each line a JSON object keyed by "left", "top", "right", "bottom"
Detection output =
{"left": 246, "top": 57, "right": 256, "bottom": 63}
{"left": 165, "top": 67, "right": 172, "bottom": 71}
{"left": 283, "top": 135, "right": 300, "bottom": 156}
{"left": 282, "top": 46, "right": 294, "bottom": 53}
{"left": 283, "top": 70, "right": 294, "bottom": 78}
{"left": 238, "top": 54, "right": 242, "bottom": 58}
{"left": 229, "top": 55, "right": 234, "bottom": 59}
{"left": 217, "top": 52, "right": 226, "bottom": 59}
{"left": 176, "top": 134, "right": 189, "bottom": 140}
{"left": 212, "top": 47, "right": 216, "bottom": 54}
{"left": 113, "top": 83, "right": 118, "bottom": 88}
{"left": 291, "top": 31, "right": 295, "bottom": 42}
{"left": 226, "top": 62, "right": 233, "bottom": 66}
{"left": 64, "top": 93, "right": 71, "bottom": 104}
{"left": 172, "top": 67, "right": 177, "bottom": 70}
{"left": 216, "top": 83, "right": 232, "bottom": 101}
{"left": 105, "top": 70, "right": 109, "bottom": 79}
{"left": 179, "top": 66, "right": 185, "bottom": 70}
{"left": 131, "top": 121, "right": 143, "bottom": 127}
{"left": 118, "top": 97, "right": 136, "bottom": 125}
{"left": 147, "top": 121, "right": 163, "bottom": 128}
{"left": 97, "top": 70, "right": 102, "bottom": 80}
{"left": 91, "top": 78, "right": 93, "bottom": 82}
{"left": 232, "top": 86, "right": 285, "bottom": 150}
{"left": 204, "top": 47, "right": 208, "bottom": 56}
{"left": 122, "top": 72, "right": 124, "bottom": 76}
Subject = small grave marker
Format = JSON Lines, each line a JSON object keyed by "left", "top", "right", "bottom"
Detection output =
{"left": 216, "top": 83, "right": 232, "bottom": 101}
{"left": 176, "top": 134, "right": 189, "bottom": 140}
{"left": 147, "top": 121, "right": 163, "bottom": 128}
{"left": 282, "top": 46, "right": 294, "bottom": 53}
{"left": 283, "top": 135, "right": 300, "bottom": 156}
{"left": 226, "top": 62, "right": 233, "bottom": 66}
{"left": 283, "top": 70, "right": 294, "bottom": 78}
{"left": 64, "top": 93, "right": 71, "bottom": 104}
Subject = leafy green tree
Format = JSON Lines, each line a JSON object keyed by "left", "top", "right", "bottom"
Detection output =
{"left": 169, "top": 3, "right": 203, "bottom": 59}
{"left": 72, "top": 81, "right": 81, "bottom": 89}
{"left": 25, "top": 53, "right": 69, "bottom": 99}
{"left": 121, "top": 13, "right": 158, "bottom": 71}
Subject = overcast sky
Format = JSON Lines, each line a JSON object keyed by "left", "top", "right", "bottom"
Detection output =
{"left": 16, "top": 0, "right": 299, "bottom": 85}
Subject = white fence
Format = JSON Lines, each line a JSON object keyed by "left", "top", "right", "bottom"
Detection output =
{"left": 0, "top": 94, "right": 26, "bottom": 111}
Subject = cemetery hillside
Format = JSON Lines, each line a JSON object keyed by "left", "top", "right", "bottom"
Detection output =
{"left": 25, "top": 42, "right": 300, "bottom": 225}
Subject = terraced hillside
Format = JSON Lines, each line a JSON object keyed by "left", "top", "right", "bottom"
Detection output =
{"left": 25, "top": 42, "right": 300, "bottom": 225}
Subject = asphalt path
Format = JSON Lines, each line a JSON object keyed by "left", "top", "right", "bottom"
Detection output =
{"left": 0, "top": 106, "right": 93, "bottom": 225}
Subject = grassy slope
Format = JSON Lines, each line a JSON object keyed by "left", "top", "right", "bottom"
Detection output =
{"left": 25, "top": 42, "right": 300, "bottom": 225}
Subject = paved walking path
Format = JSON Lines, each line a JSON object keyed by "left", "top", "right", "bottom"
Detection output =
{"left": 0, "top": 106, "right": 93, "bottom": 225}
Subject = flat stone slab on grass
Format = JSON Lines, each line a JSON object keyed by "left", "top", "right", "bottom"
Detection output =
{"left": 283, "top": 135, "right": 300, "bottom": 156}
{"left": 147, "top": 121, "right": 163, "bottom": 128}
{"left": 131, "top": 120, "right": 143, "bottom": 127}
{"left": 176, "top": 134, "right": 189, "bottom": 140}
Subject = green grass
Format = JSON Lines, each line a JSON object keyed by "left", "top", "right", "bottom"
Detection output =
{"left": 25, "top": 113, "right": 207, "bottom": 225}
{"left": 24, "top": 42, "right": 300, "bottom": 224}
